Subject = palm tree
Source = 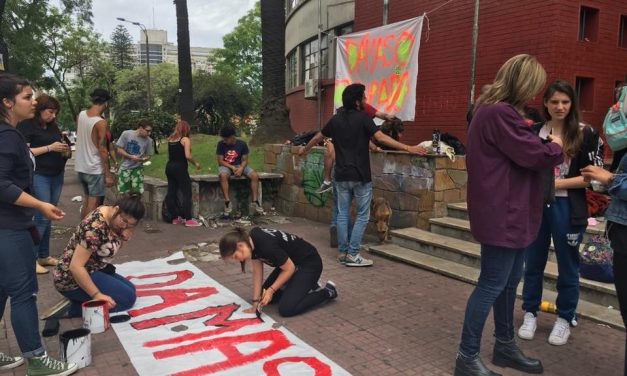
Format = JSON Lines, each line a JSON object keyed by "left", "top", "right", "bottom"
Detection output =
{"left": 251, "top": 0, "right": 292, "bottom": 145}
{"left": 0, "top": 0, "right": 10, "bottom": 72}
{"left": 174, "top": 0, "right": 194, "bottom": 124}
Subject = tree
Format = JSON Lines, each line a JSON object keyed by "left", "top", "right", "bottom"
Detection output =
{"left": 252, "top": 0, "right": 292, "bottom": 145}
{"left": 194, "top": 71, "right": 255, "bottom": 135}
{"left": 212, "top": 2, "right": 261, "bottom": 105}
{"left": 174, "top": 0, "right": 194, "bottom": 124}
{"left": 41, "top": 7, "right": 103, "bottom": 120}
{"left": 109, "top": 25, "right": 134, "bottom": 70}
{"left": 0, "top": 0, "right": 93, "bottom": 76}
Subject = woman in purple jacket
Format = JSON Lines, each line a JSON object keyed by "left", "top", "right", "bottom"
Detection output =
{"left": 454, "top": 55, "right": 564, "bottom": 376}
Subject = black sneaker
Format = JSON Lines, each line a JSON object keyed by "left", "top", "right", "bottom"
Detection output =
{"left": 315, "top": 182, "right": 333, "bottom": 194}
{"left": 324, "top": 281, "right": 338, "bottom": 299}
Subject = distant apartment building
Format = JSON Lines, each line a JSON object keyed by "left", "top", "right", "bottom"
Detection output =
{"left": 135, "top": 29, "right": 216, "bottom": 73}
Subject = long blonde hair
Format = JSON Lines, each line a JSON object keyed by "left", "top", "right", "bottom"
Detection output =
{"left": 475, "top": 54, "right": 546, "bottom": 111}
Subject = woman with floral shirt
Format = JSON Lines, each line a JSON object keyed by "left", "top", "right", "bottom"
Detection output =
{"left": 53, "top": 195, "right": 145, "bottom": 317}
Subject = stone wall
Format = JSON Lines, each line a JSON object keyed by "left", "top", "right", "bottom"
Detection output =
{"left": 107, "top": 174, "right": 281, "bottom": 221}
{"left": 264, "top": 144, "right": 467, "bottom": 230}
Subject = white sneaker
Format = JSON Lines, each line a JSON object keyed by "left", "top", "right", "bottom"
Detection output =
{"left": 518, "top": 312, "right": 537, "bottom": 340}
{"left": 548, "top": 317, "right": 571, "bottom": 346}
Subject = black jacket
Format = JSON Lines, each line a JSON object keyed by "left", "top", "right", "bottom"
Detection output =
{"left": 0, "top": 122, "right": 35, "bottom": 229}
{"left": 566, "top": 126, "right": 603, "bottom": 226}
{"left": 532, "top": 123, "right": 602, "bottom": 226}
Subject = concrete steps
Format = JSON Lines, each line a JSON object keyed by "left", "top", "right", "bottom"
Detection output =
{"left": 369, "top": 242, "right": 623, "bottom": 329}
{"left": 389, "top": 227, "right": 618, "bottom": 309}
{"left": 445, "top": 202, "right": 606, "bottom": 238}
{"left": 365, "top": 201, "right": 622, "bottom": 329}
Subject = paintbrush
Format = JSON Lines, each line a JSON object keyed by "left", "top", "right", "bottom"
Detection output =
{"left": 256, "top": 289, "right": 266, "bottom": 319}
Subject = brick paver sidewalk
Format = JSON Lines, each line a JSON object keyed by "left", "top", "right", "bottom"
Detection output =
{"left": 1, "top": 168, "right": 623, "bottom": 375}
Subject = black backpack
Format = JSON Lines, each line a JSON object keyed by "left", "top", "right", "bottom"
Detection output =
{"left": 290, "top": 130, "right": 321, "bottom": 146}
{"left": 440, "top": 133, "right": 466, "bottom": 155}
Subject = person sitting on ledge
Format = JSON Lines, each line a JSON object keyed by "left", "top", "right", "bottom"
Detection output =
{"left": 53, "top": 195, "right": 145, "bottom": 317}
{"left": 216, "top": 125, "right": 264, "bottom": 216}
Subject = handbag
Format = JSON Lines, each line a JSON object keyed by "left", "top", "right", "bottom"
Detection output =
{"left": 579, "top": 233, "right": 614, "bottom": 283}
{"left": 418, "top": 140, "right": 456, "bottom": 161}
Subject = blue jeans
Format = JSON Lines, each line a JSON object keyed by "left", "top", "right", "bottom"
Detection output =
{"left": 522, "top": 198, "right": 584, "bottom": 321}
{"left": 0, "top": 229, "right": 45, "bottom": 357}
{"left": 336, "top": 181, "right": 372, "bottom": 255}
{"left": 60, "top": 271, "right": 137, "bottom": 317}
{"left": 32, "top": 172, "right": 64, "bottom": 258}
{"left": 459, "top": 245, "right": 525, "bottom": 359}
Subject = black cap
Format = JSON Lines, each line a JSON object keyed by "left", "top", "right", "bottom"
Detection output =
{"left": 89, "top": 89, "right": 112, "bottom": 102}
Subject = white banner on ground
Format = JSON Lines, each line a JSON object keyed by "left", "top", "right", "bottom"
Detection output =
{"left": 334, "top": 16, "right": 423, "bottom": 121}
{"left": 112, "top": 252, "right": 351, "bottom": 376}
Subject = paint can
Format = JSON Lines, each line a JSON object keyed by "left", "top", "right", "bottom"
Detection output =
{"left": 59, "top": 328, "right": 91, "bottom": 368}
{"left": 82, "top": 300, "right": 109, "bottom": 333}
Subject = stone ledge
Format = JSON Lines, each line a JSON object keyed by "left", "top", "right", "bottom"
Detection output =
{"left": 190, "top": 172, "right": 283, "bottom": 182}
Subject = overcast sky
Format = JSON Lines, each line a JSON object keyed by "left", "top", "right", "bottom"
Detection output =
{"left": 54, "top": 0, "right": 257, "bottom": 48}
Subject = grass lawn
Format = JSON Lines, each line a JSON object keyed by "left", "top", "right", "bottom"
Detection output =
{"left": 142, "top": 134, "right": 266, "bottom": 180}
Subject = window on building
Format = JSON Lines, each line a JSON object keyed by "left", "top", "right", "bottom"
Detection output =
{"left": 620, "top": 15, "right": 627, "bottom": 48}
{"left": 139, "top": 44, "right": 163, "bottom": 65}
{"left": 286, "top": 49, "right": 298, "bottom": 89}
{"left": 578, "top": 6, "right": 599, "bottom": 42}
{"left": 300, "top": 35, "right": 328, "bottom": 84}
{"left": 336, "top": 23, "right": 353, "bottom": 36}
{"left": 575, "top": 76, "right": 594, "bottom": 111}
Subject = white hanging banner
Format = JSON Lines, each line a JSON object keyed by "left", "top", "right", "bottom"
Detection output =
{"left": 112, "top": 252, "right": 351, "bottom": 376}
{"left": 334, "top": 16, "right": 423, "bottom": 121}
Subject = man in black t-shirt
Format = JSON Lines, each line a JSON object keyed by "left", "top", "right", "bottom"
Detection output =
{"left": 299, "top": 84, "right": 426, "bottom": 267}
{"left": 216, "top": 125, "right": 263, "bottom": 215}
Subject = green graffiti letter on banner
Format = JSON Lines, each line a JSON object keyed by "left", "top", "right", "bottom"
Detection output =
{"left": 347, "top": 44, "right": 358, "bottom": 71}
{"left": 334, "top": 82, "right": 348, "bottom": 106}
{"left": 395, "top": 32, "right": 414, "bottom": 65}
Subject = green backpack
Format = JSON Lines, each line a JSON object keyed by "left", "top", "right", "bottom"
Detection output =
{"left": 603, "top": 86, "right": 627, "bottom": 151}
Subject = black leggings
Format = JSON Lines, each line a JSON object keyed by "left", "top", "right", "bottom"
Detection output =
{"left": 608, "top": 222, "right": 627, "bottom": 376}
{"left": 262, "top": 255, "right": 328, "bottom": 317}
{"left": 165, "top": 161, "right": 192, "bottom": 220}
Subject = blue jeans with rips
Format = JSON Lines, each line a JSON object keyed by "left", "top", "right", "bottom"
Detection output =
{"left": 32, "top": 172, "right": 65, "bottom": 258}
{"left": 335, "top": 181, "right": 372, "bottom": 256}
{"left": 458, "top": 244, "right": 525, "bottom": 359}
{"left": 0, "top": 229, "right": 45, "bottom": 357}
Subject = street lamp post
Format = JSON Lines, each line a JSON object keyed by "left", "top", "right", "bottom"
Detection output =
{"left": 117, "top": 17, "right": 152, "bottom": 110}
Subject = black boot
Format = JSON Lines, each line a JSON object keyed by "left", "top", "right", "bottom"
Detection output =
{"left": 492, "top": 340, "right": 543, "bottom": 374}
{"left": 454, "top": 354, "right": 501, "bottom": 376}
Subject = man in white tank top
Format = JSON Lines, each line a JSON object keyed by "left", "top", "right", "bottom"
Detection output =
{"left": 74, "top": 89, "right": 114, "bottom": 218}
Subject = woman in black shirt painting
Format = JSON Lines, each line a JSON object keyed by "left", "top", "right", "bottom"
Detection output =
{"left": 219, "top": 227, "right": 338, "bottom": 317}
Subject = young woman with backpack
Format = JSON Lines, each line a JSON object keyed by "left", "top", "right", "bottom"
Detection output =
{"left": 518, "top": 80, "right": 603, "bottom": 346}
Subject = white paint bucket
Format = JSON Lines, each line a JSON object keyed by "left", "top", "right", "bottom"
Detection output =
{"left": 82, "top": 300, "right": 109, "bottom": 334}
{"left": 59, "top": 328, "right": 91, "bottom": 368}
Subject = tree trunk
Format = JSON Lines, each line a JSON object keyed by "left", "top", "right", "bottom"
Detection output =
{"left": 174, "top": 0, "right": 194, "bottom": 125}
{"left": 252, "top": 0, "right": 293, "bottom": 145}
{"left": 0, "top": 0, "right": 9, "bottom": 72}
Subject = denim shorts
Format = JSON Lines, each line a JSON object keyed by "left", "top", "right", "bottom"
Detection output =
{"left": 218, "top": 165, "right": 253, "bottom": 177}
{"left": 77, "top": 172, "right": 105, "bottom": 197}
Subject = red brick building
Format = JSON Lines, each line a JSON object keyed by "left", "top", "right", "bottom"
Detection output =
{"left": 285, "top": 0, "right": 627, "bottom": 144}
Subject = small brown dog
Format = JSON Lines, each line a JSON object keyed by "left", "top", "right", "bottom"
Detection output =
{"left": 371, "top": 197, "right": 392, "bottom": 243}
